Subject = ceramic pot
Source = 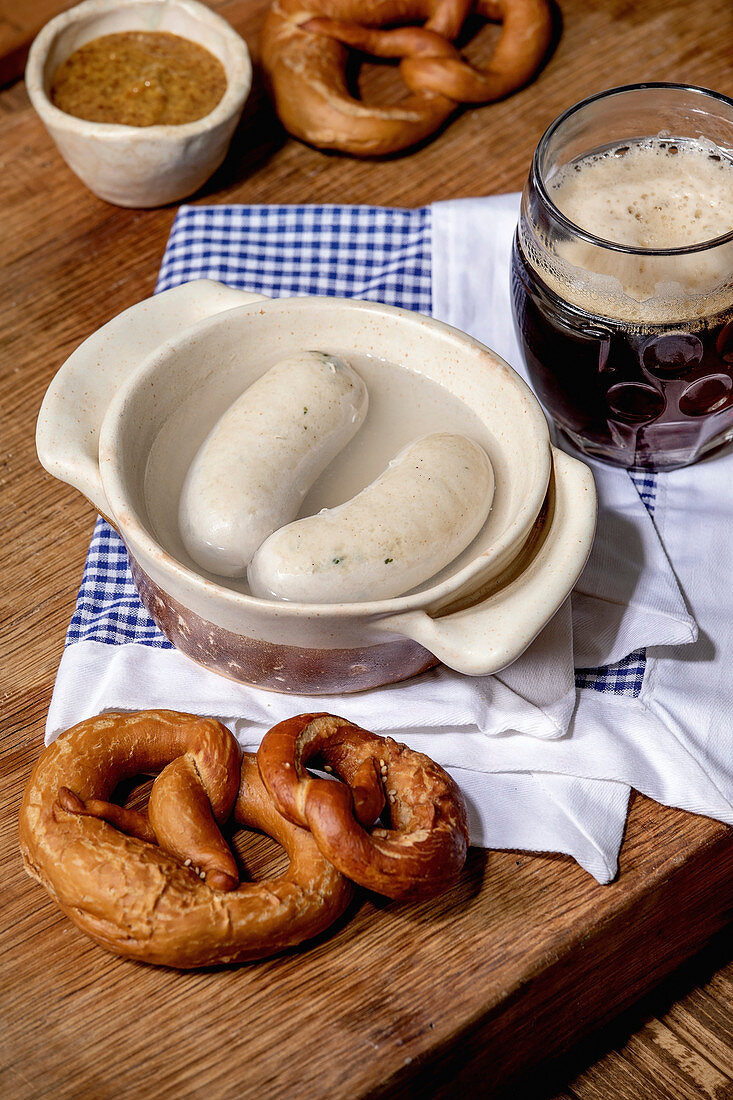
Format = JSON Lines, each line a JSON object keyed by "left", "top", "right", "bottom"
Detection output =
{"left": 37, "top": 281, "right": 597, "bottom": 693}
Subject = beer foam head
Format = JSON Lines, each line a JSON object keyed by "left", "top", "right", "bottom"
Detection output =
{"left": 550, "top": 137, "right": 733, "bottom": 249}
{"left": 535, "top": 137, "right": 733, "bottom": 322}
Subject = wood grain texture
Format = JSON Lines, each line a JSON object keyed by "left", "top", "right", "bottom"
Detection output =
{"left": 0, "top": 0, "right": 78, "bottom": 85}
{"left": 536, "top": 931, "right": 733, "bottom": 1100}
{"left": 1, "top": 1, "right": 733, "bottom": 1097}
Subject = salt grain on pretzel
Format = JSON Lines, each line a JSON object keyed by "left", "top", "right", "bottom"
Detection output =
{"left": 19, "top": 710, "right": 353, "bottom": 968}
{"left": 257, "top": 713, "right": 470, "bottom": 899}
{"left": 260, "top": 0, "right": 553, "bottom": 155}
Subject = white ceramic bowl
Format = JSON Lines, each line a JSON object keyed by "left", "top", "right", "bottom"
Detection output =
{"left": 25, "top": 0, "right": 252, "bottom": 207}
{"left": 37, "top": 282, "right": 597, "bottom": 693}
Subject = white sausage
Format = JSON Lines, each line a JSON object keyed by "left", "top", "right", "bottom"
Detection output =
{"left": 247, "top": 433, "right": 495, "bottom": 603}
{"left": 179, "top": 351, "right": 367, "bottom": 577}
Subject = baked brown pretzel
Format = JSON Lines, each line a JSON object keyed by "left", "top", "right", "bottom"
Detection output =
{"left": 19, "top": 711, "right": 353, "bottom": 968}
{"left": 260, "top": 0, "right": 553, "bottom": 155}
{"left": 257, "top": 713, "right": 470, "bottom": 898}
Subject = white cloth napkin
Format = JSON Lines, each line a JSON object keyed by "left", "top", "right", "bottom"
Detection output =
{"left": 44, "top": 196, "right": 731, "bottom": 884}
{"left": 430, "top": 196, "right": 733, "bottom": 835}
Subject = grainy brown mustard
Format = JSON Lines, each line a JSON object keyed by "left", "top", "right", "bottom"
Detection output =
{"left": 50, "top": 31, "right": 227, "bottom": 127}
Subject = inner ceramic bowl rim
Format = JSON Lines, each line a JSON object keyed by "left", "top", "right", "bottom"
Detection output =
{"left": 99, "top": 296, "right": 552, "bottom": 618}
{"left": 25, "top": 0, "right": 252, "bottom": 140}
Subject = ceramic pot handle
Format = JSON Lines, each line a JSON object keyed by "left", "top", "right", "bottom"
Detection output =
{"left": 36, "top": 281, "right": 268, "bottom": 523}
{"left": 380, "top": 448, "right": 597, "bottom": 676}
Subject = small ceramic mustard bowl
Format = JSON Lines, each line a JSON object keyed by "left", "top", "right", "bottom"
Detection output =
{"left": 25, "top": 0, "right": 252, "bottom": 208}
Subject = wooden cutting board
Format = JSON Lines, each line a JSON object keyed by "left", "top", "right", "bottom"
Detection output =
{"left": 0, "top": 0, "right": 78, "bottom": 85}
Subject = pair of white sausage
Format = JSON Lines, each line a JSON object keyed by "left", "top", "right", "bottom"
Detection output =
{"left": 179, "top": 351, "right": 495, "bottom": 603}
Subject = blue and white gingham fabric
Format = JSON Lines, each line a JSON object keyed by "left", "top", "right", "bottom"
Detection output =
{"left": 156, "top": 204, "right": 432, "bottom": 308}
{"left": 66, "top": 203, "right": 654, "bottom": 697}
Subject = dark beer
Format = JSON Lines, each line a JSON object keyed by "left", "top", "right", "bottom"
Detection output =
{"left": 511, "top": 85, "right": 733, "bottom": 470}
{"left": 512, "top": 235, "right": 733, "bottom": 470}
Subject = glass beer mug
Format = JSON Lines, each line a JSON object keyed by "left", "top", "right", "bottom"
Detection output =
{"left": 511, "top": 83, "right": 733, "bottom": 470}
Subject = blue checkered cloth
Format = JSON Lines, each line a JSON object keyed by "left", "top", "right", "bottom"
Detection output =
{"left": 66, "top": 203, "right": 654, "bottom": 698}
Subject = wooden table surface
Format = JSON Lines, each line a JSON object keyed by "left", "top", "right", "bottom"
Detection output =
{"left": 2, "top": 1, "right": 733, "bottom": 1097}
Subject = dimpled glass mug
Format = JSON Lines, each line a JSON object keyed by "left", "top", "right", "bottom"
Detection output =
{"left": 511, "top": 83, "right": 733, "bottom": 470}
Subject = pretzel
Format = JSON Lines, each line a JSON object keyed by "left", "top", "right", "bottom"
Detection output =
{"left": 19, "top": 711, "right": 353, "bottom": 968}
{"left": 260, "top": 0, "right": 553, "bottom": 155}
{"left": 257, "top": 713, "right": 470, "bottom": 898}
